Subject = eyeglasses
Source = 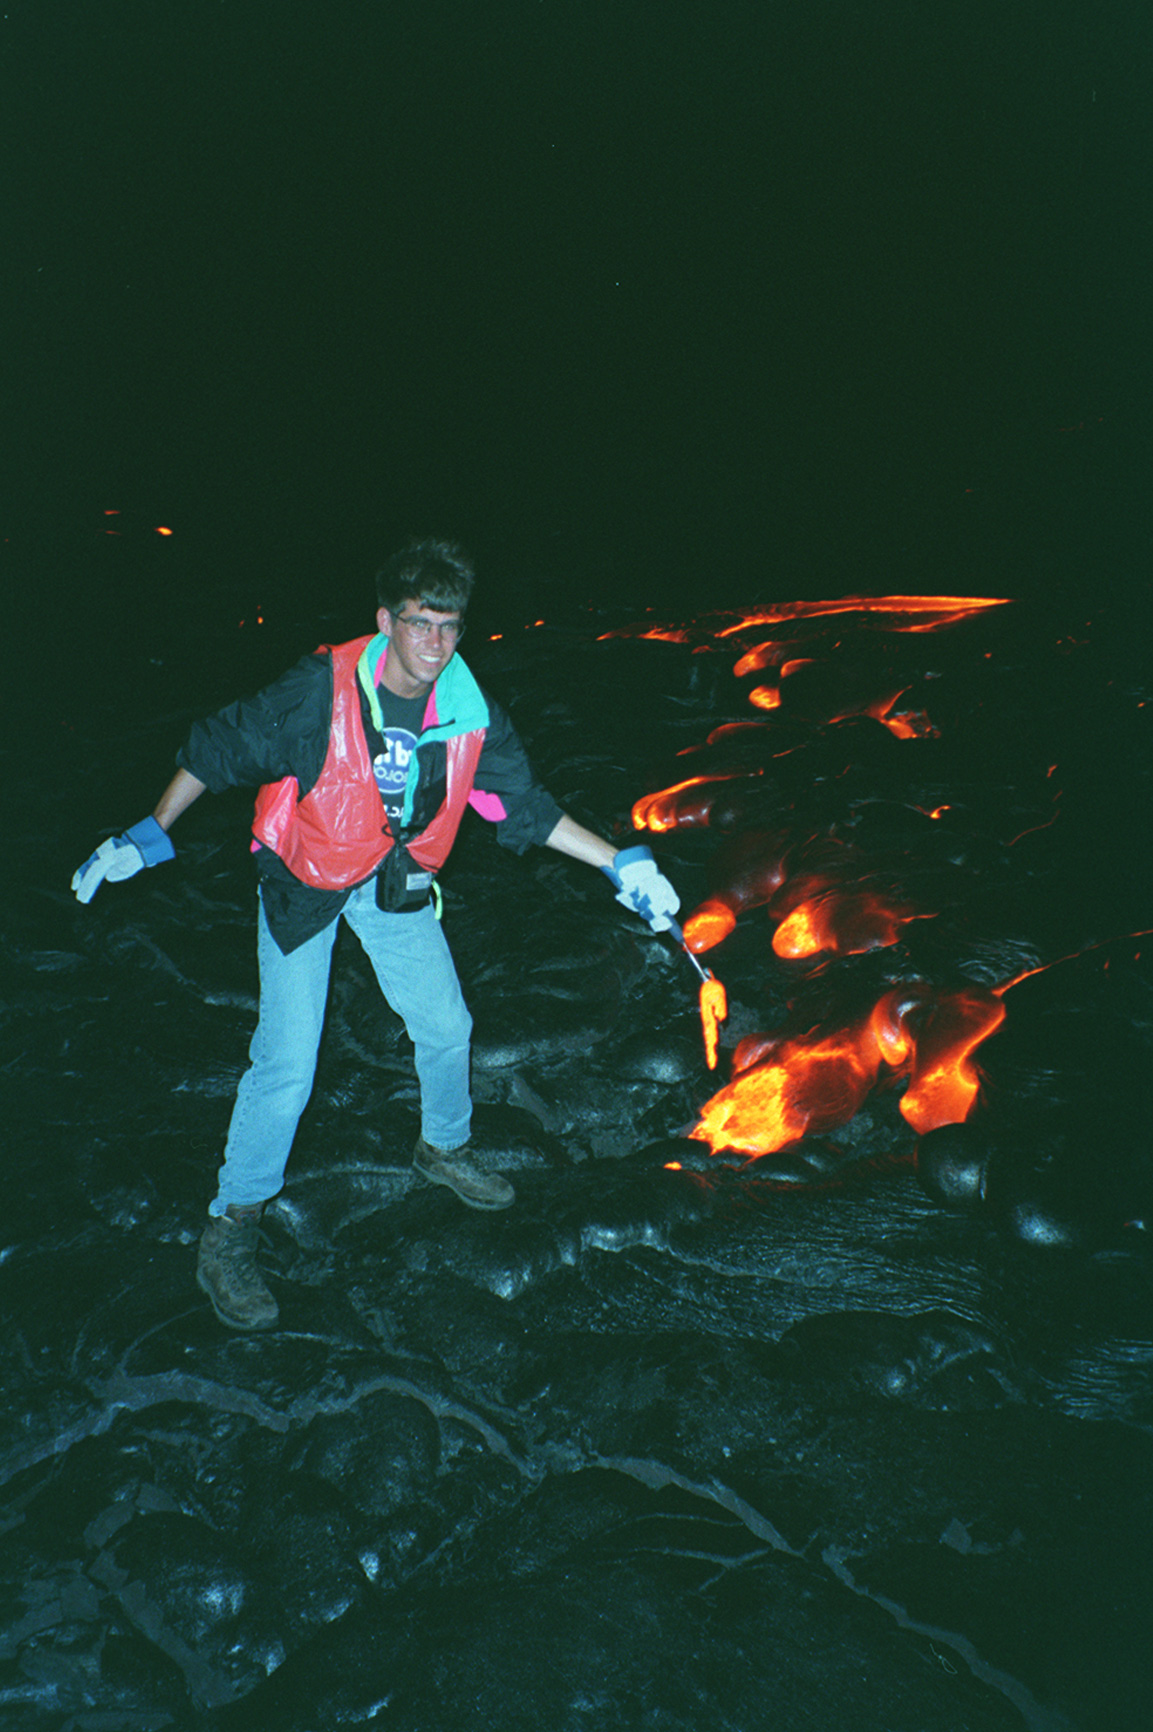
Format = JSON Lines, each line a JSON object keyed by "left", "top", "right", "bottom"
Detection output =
{"left": 394, "top": 612, "right": 465, "bottom": 643}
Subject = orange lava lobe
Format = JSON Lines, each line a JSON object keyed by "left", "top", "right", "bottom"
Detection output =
{"left": 733, "top": 641, "right": 813, "bottom": 678}
{"left": 733, "top": 643, "right": 779, "bottom": 677}
{"left": 681, "top": 830, "right": 793, "bottom": 951}
{"left": 771, "top": 901, "right": 824, "bottom": 958}
{"left": 631, "top": 774, "right": 752, "bottom": 832}
{"left": 683, "top": 900, "right": 738, "bottom": 952}
{"left": 690, "top": 983, "right": 1003, "bottom": 1159}
{"left": 771, "top": 890, "right": 919, "bottom": 959}
{"left": 689, "top": 1027, "right": 878, "bottom": 1156}
{"left": 898, "top": 991, "right": 1006, "bottom": 1133}
{"left": 748, "top": 684, "right": 781, "bottom": 711}
{"left": 700, "top": 977, "right": 729, "bottom": 1070}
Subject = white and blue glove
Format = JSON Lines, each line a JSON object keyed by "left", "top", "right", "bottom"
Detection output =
{"left": 603, "top": 844, "right": 680, "bottom": 933}
{"left": 71, "top": 816, "right": 175, "bottom": 904}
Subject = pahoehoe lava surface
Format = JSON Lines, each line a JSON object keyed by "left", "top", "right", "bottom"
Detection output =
{"left": 3, "top": 597, "right": 1151, "bottom": 1731}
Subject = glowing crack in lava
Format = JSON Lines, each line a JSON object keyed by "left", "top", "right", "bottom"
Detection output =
{"left": 844, "top": 687, "right": 942, "bottom": 741}
{"left": 689, "top": 985, "right": 1005, "bottom": 1158}
{"left": 699, "top": 976, "right": 729, "bottom": 1070}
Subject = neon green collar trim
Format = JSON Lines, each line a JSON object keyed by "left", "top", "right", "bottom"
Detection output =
{"left": 356, "top": 634, "right": 488, "bottom": 737}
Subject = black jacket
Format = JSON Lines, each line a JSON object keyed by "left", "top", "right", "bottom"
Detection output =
{"left": 177, "top": 648, "right": 562, "bottom": 951}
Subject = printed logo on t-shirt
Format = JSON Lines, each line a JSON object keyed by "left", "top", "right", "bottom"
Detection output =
{"left": 373, "top": 728, "right": 418, "bottom": 823}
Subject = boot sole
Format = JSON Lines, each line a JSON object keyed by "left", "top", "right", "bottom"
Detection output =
{"left": 196, "top": 1266, "right": 279, "bottom": 1330}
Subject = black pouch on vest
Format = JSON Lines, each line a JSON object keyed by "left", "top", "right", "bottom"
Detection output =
{"left": 375, "top": 840, "right": 434, "bottom": 913}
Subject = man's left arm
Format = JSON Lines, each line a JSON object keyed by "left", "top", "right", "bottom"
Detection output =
{"left": 543, "top": 814, "right": 616, "bottom": 871}
{"left": 472, "top": 693, "right": 680, "bottom": 931}
{"left": 545, "top": 816, "right": 680, "bottom": 932}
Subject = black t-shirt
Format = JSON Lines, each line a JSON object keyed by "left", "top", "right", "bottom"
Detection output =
{"left": 362, "top": 685, "right": 426, "bottom": 834}
{"left": 178, "top": 645, "right": 565, "bottom": 953}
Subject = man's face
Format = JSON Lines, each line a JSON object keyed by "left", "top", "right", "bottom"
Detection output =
{"left": 377, "top": 600, "right": 465, "bottom": 698}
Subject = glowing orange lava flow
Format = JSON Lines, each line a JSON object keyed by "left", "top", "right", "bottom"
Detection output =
{"left": 734, "top": 645, "right": 817, "bottom": 678}
{"left": 862, "top": 689, "right": 941, "bottom": 740}
{"left": 699, "top": 977, "right": 728, "bottom": 1070}
{"left": 631, "top": 774, "right": 755, "bottom": 832}
{"left": 684, "top": 899, "right": 738, "bottom": 952}
{"left": 597, "top": 625, "right": 697, "bottom": 643}
{"left": 689, "top": 984, "right": 1004, "bottom": 1158}
{"left": 771, "top": 891, "right": 921, "bottom": 959}
{"left": 823, "top": 686, "right": 941, "bottom": 741}
{"left": 878, "top": 708, "right": 938, "bottom": 740}
{"left": 690, "top": 1021, "right": 883, "bottom": 1156}
{"left": 681, "top": 831, "right": 792, "bottom": 953}
{"left": 716, "top": 596, "right": 1011, "bottom": 637}
{"left": 899, "top": 991, "right": 1006, "bottom": 1133}
{"left": 748, "top": 685, "right": 781, "bottom": 711}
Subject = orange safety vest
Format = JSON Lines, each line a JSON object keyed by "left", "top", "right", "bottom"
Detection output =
{"left": 251, "top": 637, "right": 486, "bottom": 890}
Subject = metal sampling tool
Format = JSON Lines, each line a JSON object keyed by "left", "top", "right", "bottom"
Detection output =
{"left": 668, "top": 920, "right": 729, "bottom": 1069}
{"left": 667, "top": 918, "right": 713, "bottom": 983}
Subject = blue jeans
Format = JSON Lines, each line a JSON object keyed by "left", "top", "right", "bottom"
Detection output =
{"left": 209, "top": 882, "right": 472, "bottom": 1214}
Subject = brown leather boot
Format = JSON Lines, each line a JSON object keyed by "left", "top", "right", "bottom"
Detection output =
{"left": 196, "top": 1205, "right": 279, "bottom": 1330}
{"left": 413, "top": 1138, "right": 515, "bottom": 1210}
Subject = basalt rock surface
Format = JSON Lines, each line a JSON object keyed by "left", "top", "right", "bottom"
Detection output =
{"left": 3, "top": 596, "right": 1150, "bottom": 1731}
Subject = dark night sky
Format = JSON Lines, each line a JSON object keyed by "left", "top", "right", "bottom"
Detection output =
{"left": 2, "top": 0, "right": 1149, "bottom": 633}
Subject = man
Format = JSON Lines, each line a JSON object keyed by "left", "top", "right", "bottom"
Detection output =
{"left": 72, "top": 539, "right": 679, "bottom": 1330}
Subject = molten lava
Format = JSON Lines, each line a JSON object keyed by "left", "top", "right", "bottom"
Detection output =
{"left": 898, "top": 990, "right": 1006, "bottom": 1133}
{"left": 597, "top": 624, "right": 697, "bottom": 643}
{"left": 681, "top": 830, "right": 793, "bottom": 953}
{"left": 621, "top": 593, "right": 1019, "bottom": 1168}
{"left": 748, "top": 685, "right": 781, "bottom": 711}
{"left": 699, "top": 977, "right": 728, "bottom": 1070}
{"left": 877, "top": 707, "right": 939, "bottom": 740}
{"left": 716, "top": 596, "right": 1011, "bottom": 636}
{"left": 631, "top": 774, "right": 755, "bottom": 832}
{"left": 684, "top": 900, "right": 738, "bottom": 952}
{"left": 771, "top": 890, "right": 921, "bottom": 959}
{"left": 821, "top": 686, "right": 942, "bottom": 741}
{"left": 863, "top": 689, "right": 941, "bottom": 740}
{"left": 690, "top": 1020, "right": 883, "bottom": 1157}
{"left": 689, "top": 983, "right": 1005, "bottom": 1159}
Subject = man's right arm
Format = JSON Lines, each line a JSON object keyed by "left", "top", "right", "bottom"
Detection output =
{"left": 71, "top": 768, "right": 211, "bottom": 903}
{"left": 72, "top": 651, "right": 331, "bottom": 904}
{"left": 176, "top": 651, "right": 331, "bottom": 795}
{"left": 153, "top": 767, "right": 207, "bottom": 832}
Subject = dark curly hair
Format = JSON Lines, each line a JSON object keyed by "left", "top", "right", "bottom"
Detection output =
{"left": 374, "top": 538, "right": 475, "bottom": 616}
